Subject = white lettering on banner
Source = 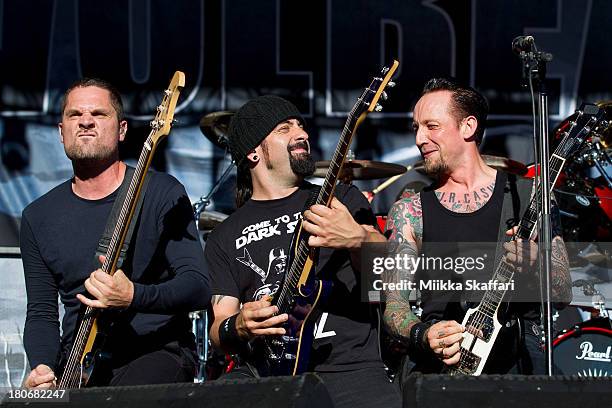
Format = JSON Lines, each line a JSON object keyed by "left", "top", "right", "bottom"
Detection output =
{"left": 313, "top": 312, "right": 336, "bottom": 339}
{"left": 576, "top": 342, "right": 612, "bottom": 363}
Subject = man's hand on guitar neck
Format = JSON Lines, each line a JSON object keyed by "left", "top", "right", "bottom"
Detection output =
{"left": 303, "top": 197, "right": 382, "bottom": 249}
{"left": 424, "top": 320, "right": 465, "bottom": 366}
{"left": 76, "top": 255, "right": 134, "bottom": 309}
{"left": 503, "top": 227, "right": 538, "bottom": 273}
{"left": 23, "top": 364, "right": 56, "bottom": 389}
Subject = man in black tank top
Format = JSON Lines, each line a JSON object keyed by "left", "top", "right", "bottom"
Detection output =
{"left": 382, "top": 78, "right": 571, "bottom": 376}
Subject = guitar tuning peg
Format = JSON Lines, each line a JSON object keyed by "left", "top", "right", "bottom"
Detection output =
{"left": 164, "top": 89, "right": 172, "bottom": 96}
{"left": 381, "top": 91, "right": 388, "bottom": 101}
{"left": 387, "top": 81, "right": 396, "bottom": 88}
{"left": 375, "top": 104, "right": 383, "bottom": 112}
{"left": 382, "top": 67, "right": 390, "bottom": 74}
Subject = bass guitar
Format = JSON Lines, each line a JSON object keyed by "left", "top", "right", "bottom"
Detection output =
{"left": 58, "top": 71, "right": 185, "bottom": 388}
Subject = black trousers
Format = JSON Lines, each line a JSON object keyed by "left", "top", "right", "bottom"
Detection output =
{"left": 89, "top": 341, "right": 197, "bottom": 386}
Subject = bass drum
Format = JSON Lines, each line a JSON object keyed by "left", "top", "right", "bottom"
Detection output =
{"left": 553, "top": 318, "right": 612, "bottom": 377}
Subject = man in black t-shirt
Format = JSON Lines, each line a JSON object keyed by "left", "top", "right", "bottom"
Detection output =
{"left": 21, "top": 78, "right": 209, "bottom": 388}
{"left": 206, "top": 95, "right": 400, "bottom": 407}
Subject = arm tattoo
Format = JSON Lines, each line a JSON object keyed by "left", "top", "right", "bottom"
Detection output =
{"left": 551, "top": 236, "right": 572, "bottom": 303}
{"left": 382, "top": 193, "right": 423, "bottom": 343}
{"left": 385, "top": 192, "right": 422, "bottom": 243}
{"left": 550, "top": 201, "right": 572, "bottom": 304}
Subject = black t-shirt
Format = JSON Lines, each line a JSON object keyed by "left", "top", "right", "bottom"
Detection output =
{"left": 206, "top": 182, "right": 383, "bottom": 372}
{"left": 21, "top": 169, "right": 210, "bottom": 371}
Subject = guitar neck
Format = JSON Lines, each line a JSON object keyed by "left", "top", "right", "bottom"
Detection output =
{"left": 276, "top": 97, "right": 365, "bottom": 314}
{"left": 316, "top": 108, "right": 361, "bottom": 206}
{"left": 477, "top": 105, "right": 603, "bottom": 318}
{"left": 101, "top": 131, "right": 157, "bottom": 275}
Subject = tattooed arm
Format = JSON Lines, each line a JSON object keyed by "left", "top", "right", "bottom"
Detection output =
{"left": 550, "top": 203, "right": 572, "bottom": 305}
{"left": 383, "top": 192, "right": 465, "bottom": 365}
{"left": 209, "top": 294, "right": 240, "bottom": 349}
{"left": 382, "top": 192, "right": 423, "bottom": 342}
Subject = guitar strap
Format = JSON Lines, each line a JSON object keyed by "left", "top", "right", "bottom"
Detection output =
{"left": 93, "top": 166, "right": 151, "bottom": 271}
{"left": 493, "top": 172, "right": 534, "bottom": 267}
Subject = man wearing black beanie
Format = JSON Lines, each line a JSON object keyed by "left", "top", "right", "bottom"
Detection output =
{"left": 205, "top": 95, "right": 401, "bottom": 407}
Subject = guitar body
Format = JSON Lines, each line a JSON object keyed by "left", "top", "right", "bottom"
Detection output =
{"left": 258, "top": 273, "right": 332, "bottom": 376}
{"left": 450, "top": 306, "right": 503, "bottom": 375}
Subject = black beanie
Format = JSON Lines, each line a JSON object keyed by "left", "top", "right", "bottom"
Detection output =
{"left": 228, "top": 95, "right": 304, "bottom": 163}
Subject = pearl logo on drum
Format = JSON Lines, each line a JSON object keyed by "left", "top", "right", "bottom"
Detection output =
{"left": 575, "top": 341, "right": 612, "bottom": 363}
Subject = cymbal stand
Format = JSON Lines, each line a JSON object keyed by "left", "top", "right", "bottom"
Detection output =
{"left": 193, "top": 160, "right": 236, "bottom": 219}
{"left": 191, "top": 159, "right": 234, "bottom": 382}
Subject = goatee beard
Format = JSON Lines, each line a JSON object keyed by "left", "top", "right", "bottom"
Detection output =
{"left": 423, "top": 155, "right": 449, "bottom": 179}
{"left": 288, "top": 142, "right": 315, "bottom": 177}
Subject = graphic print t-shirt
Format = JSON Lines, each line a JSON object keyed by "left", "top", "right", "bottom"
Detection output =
{"left": 205, "top": 183, "right": 383, "bottom": 372}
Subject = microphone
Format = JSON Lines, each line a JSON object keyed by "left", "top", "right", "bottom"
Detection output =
{"left": 512, "top": 35, "right": 534, "bottom": 55}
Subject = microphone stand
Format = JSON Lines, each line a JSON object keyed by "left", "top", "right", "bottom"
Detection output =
{"left": 516, "top": 39, "right": 555, "bottom": 375}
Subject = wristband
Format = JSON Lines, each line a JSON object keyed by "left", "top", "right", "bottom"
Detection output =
{"left": 218, "top": 314, "right": 248, "bottom": 353}
{"left": 409, "top": 320, "right": 437, "bottom": 353}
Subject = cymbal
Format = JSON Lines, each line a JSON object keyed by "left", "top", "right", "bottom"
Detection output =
{"left": 199, "top": 111, "right": 234, "bottom": 148}
{"left": 414, "top": 154, "right": 528, "bottom": 176}
{"left": 197, "top": 210, "right": 228, "bottom": 230}
{"left": 312, "top": 160, "right": 408, "bottom": 181}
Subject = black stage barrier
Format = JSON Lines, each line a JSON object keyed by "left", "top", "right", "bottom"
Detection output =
{"left": 4, "top": 374, "right": 612, "bottom": 407}
{"left": 402, "top": 374, "right": 612, "bottom": 408}
{"left": 2, "top": 374, "right": 333, "bottom": 408}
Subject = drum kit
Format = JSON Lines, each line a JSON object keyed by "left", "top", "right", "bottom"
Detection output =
{"left": 191, "top": 104, "right": 612, "bottom": 379}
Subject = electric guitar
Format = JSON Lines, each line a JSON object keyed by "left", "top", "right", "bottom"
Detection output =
{"left": 252, "top": 60, "right": 399, "bottom": 376}
{"left": 58, "top": 71, "right": 185, "bottom": 388}
{"left": 450, "top": 103, "right": 607, "bottom": 375}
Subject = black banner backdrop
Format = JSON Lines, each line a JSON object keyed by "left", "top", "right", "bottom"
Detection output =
{"left": 1, "top": 0, "right": 611, "bottom": 247}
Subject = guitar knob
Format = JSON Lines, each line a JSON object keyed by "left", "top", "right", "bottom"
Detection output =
{"left": 375, "top": 104, "right": 383, "bottom": 112}
{"left": 387, "top": 81, "right": 396, "bottom": 88}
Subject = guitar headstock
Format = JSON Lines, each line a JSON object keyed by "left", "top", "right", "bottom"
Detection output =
{"left": 150, "top": 71, "right": 185, "bottom": 144}
{"left": 362, "top": 60, "right": 399, "bottom": 114}
{"left": 556, "top": 103, "right": 607, "bottom": 158}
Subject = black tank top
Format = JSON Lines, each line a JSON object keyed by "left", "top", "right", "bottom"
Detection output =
{"left": 419, "top": 171, "right": 506, "bottom": 322}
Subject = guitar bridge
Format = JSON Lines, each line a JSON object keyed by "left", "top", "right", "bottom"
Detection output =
{"left": 452, "top": 348, "right": 481, "bottom": 375}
